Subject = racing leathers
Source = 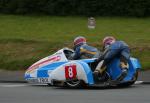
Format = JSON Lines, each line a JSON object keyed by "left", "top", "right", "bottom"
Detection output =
{"left": 71, "top": 43, "right": 100, "bottom": 60}
{"left": 95, "top": 40, "right": 130, "bottom": 81}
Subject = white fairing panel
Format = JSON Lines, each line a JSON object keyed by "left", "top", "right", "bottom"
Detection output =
{"left": 25, "top": 48, "right": 73, "bottom": 77}
{"left": 50, "top": 61, "right": 88, "bottom": 83}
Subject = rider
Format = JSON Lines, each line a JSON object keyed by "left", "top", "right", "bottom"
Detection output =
{"left": 70, "top": 36, "right": 100, "bottom": 60}
{"left": 94, "top": 36, "right": 130, "bottom": 81}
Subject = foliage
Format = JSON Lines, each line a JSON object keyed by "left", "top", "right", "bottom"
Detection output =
{"left": 0, "top": 0, "right": 150, "bottom": 17}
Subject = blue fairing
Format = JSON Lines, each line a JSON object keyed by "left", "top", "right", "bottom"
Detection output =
{"left": 77, "top": 57, "right": 141, "bottom": 84}
{"left": 107, "top": 57, "right": 141, "bottom": 82}
{"left": 25, "top": 74, "right": 31, "bottom": 79}
{"left": 37, "top": 62, "right": 67, "bottom": 77}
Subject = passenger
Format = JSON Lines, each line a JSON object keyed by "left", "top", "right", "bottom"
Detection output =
{"left": 94, "top": 36, "right": 130, "bottom": 81}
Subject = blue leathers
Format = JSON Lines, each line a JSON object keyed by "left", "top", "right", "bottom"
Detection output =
{"left": 72, "top": 43, "right": 100, "bottom": 60}
{"left": 94, "top": 40, "right": 130, "bottom": 82}
{"left": 102, "top": 41, "right": 130, "bottom": 63}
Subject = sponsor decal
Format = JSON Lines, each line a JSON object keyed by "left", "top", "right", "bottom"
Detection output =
{"left": 38, "top": 78, "right": 50, "bottom": 83}
{"left": 26, "top": 78, "right": 50, "bottom": 83}
{"left": 26, "top": 56, "right": 61, "bottom": 73}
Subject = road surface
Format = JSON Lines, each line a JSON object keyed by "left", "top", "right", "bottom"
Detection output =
{"left": 0, "top": 83, "right": 149, "bottom": 103}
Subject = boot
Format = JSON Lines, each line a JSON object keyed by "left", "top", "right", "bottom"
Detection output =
{"left": 116, "top": 61, "right": 129, "bottom": 81}
{"left": 94, "top": 60, "right": 105, "bottom": 74}
{"left": 116, "top": 68, "right": 128, "bottom": 81}
{"left": 120, "top": 61, "right": 129, "bottom": 69}
{"left": 93, "top": 60, "right": 107, "bottom": 82}
{"left": 93, "top": 70, "right": 107, "bottom": 82}
{"left": 93, "top": 70, "right": 101, "bottom": 81}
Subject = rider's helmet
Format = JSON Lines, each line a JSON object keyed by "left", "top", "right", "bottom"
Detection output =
{"left": 102, "top": 36, "right": 116, "bottom": 46}
{"left": 74, "top": 36, "right": 86, "bottom": 47}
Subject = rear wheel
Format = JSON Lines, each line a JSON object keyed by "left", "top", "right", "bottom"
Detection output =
{"left": 117, "top": 70, "right": 139, "bottom": 87}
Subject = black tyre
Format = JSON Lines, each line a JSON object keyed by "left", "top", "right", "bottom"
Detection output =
{"left": 47, "top": 83, "right": 52, "bottom": 86}
{"left": 65, "top": 80, "right": 86, "bottom": 88}
{"left": 117, "top": 70, "right": 139, "bottom": 87}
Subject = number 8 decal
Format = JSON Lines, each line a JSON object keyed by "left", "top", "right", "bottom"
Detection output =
{"left": 65, "top": 65, "right": 77, "bottom": 79}
{"left": 68, "top": 67, "right": 73, "bottom": 78}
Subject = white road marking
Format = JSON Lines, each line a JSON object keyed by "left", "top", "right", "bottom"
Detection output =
{"left": 0, "top": 83, "right": 48, "bottom": 88}
{"left": 134, "top": 81, "right": 144, "bottom": 84}
{"left": 0, "top": 84, "right": 28, "bottom": 87}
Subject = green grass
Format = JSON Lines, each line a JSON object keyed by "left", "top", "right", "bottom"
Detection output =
{"left": 0, "top": 14, "right": 149, "bottom": 70}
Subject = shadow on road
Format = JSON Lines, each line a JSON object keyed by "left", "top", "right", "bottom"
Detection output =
{"left": 55, "top": 86, "right": 139, "bottom": 90}
{"left": 29, "top": 84, "right": 140, "bottom": 90}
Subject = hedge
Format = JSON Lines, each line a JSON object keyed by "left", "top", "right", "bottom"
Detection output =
{"left": 0, "top": 0, "right": 150, "bottom": 17}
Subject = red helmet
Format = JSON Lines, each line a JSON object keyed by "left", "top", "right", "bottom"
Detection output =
{"left": 103, "top": 36, "right": 116, "bottom": 46}
{"left": 74, "top": 36, "right": 86, "bottom": 46}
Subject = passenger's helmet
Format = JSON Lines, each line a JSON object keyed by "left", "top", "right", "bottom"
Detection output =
{"left": 74, "top": 36, "right": 86, "bottom": 46}
{"left": 103, "top": 36, "right": 116, "bottom": 46}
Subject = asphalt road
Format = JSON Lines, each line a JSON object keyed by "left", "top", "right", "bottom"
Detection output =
{"left": 0, "top": 83, "right": 150, "bottom": 103}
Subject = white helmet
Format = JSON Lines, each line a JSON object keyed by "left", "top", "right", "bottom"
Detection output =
{"left": 74, "top": 36, "right": 86, "bottom": 46}
{"left": 103, "top": 36, "right": 116, "bottom": 46}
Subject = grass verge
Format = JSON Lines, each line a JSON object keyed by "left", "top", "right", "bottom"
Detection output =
{"left": 0, "top": 14, "right": 149, "bottom": 70}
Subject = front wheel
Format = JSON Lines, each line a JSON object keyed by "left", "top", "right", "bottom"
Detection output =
{"left": 65, "top": 80, "right": 86, "bottom": 88}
